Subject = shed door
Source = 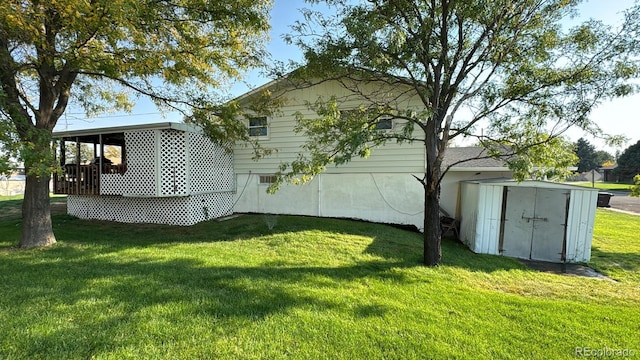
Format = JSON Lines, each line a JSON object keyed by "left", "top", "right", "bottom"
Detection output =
{"left": 501, "top": 187, "right": 568, "bottom": 262}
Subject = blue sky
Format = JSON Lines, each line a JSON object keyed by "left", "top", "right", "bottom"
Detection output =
{"left": 54, "top": 0, "right": 639, "bottom": 154}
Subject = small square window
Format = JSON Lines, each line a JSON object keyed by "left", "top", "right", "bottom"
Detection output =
{"left": 249, "top": 116, "right": 268, "bottom": 137}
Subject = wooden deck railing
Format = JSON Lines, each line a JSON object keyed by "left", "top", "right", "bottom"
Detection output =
{"left": 54, "top": 164, "right": 126, "bottom": 195}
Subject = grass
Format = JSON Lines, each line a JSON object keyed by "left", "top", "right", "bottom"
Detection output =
{"left": 568, "top": 181, "right": 634, "bottom": 192}
{"left": 0, "top": 196, "right": 639, "bottom": 359}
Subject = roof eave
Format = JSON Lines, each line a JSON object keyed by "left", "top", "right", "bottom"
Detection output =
{"left": 52, "top": 122, "right": 199, "bottom": 138}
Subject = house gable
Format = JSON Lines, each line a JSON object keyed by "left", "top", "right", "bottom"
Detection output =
{"left": 233, "top": 78, "right": 427, "bottom": 174}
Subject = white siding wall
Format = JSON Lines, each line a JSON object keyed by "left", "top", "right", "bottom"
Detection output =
{"left": 233, "top": 172, "right": 425, "bottom": 229}
{"left": 474, "top": 185, "right": 503, "bottom": 255}
{"left": 234, "top": 80, "right": 426, "bottom": 175}
{"left": 459, "top": 182, "right": 503, "bottom": 255}
{"left": 459, "top": 182, "right": 479, "bottom": 250}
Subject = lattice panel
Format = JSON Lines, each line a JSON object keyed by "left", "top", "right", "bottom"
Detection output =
{"left": 67, "top": 192, "right": 234, "bottom": 226}
{"left": 187, "top": 192, "right": 234, "bottom": 223}
{"left": 160, "top": 130, "right": 188, "bottom": 196}
{"left": 123, "top": 130, "right": 157, "bottom": 196}
{"left": 188, "top": 132, "right": 234, "bottom": 193}
{"left": 100, "top": 174, "right": 125, "bottom": 195}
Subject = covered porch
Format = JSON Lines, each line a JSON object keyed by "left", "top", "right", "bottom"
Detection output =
{"left": 53, "top": 132, "right": 126, "bottom": 195}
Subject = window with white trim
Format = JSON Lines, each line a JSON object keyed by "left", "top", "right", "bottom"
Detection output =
{"left": 249, "top": 116, "right": 268, "bottom": 137}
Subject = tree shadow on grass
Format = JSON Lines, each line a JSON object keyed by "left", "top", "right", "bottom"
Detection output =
{"left": 590, "top": 246, "right": 640, "bottom": 274}
{"left": 1, "top": 237, "right": 420, "bottom": 358}
{"left": 364, "top": 229, "right": 526, "bottom": 274}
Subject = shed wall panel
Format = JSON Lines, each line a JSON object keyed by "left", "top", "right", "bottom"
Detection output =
{"left": 565, "top": 190, "right": 597, "bottom": 262}
{"left": 459, "top": 182, "right": 479, "bottom": 250}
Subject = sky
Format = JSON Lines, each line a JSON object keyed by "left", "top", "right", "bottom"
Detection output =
{"left": 53, "top": 0, "right": 640, "bottom": 154}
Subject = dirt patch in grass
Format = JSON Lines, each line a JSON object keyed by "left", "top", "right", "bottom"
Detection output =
{"left": 519, "top": 259, "right": 614, "bottom": 281}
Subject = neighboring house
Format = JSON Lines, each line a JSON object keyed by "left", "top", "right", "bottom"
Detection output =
{"left": 599, "top": 164, "right": 617, "bottom": 182}
{"left": 52, "top": 123, "right": 234, "bottom": 225}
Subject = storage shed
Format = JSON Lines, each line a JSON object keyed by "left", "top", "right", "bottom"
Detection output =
{"left": 459, "top": 179, "right": 599, "bottom": 263}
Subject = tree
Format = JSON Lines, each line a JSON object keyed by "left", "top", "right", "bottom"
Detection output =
{"left": 64, "top": 143, "right": 93, "bottom": 164}
{"left": 632, "top": 174, "right": 640, "bottom": 197}
{"left": 104, "top": 146, "right": 122, "bottom": 164}
{"left": 0, "top": 0, "right": 271, "bottom": 248}
{"left": 276, "top": 0, "right": 639, "bottom": 265}
{"left": 614, "top": 140, "right": 640, "bottom": 182}
{"left": 575, "top": 138, "right": 598, "bottom": 172}
{"left": 594, "top": 150, "right": 614, "bottom": 168}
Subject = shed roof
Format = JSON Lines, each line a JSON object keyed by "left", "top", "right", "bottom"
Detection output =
{"left": 462, "top": 178, "right": 599, "bottom": 191}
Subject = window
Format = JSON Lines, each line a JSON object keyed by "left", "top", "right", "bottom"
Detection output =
{"left": 341, "top": 109, "right": 393, "bottom": 131}
{"left": 259, "top": 175, "right": 277, "bottom": 184}
{"left": 374, "top": 118, "right": 393, "bottom": 130}
{"left": 249, "top": 116, "right": 268, "bottom": 137}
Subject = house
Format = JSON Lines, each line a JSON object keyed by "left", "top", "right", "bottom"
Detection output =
{"left": 599, "top": 164, "right": 618, "bottom": 182}
{"left": 51, "top": 75, "right": 595, "bottom": 263}
{"left": 52, "top": 122, "right": 234, "bottom": 226}
{"left": 52, "top": 78, "right": 515, "bottom": 231}
{"left": 231, "top": 78, "right": 513, "bottom": 230}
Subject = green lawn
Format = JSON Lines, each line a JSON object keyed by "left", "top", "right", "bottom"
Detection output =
{"left": 567, "top": 181, "right": 634, "bottom": 192}
{"left": 0, "top": 197, "right": 638, "bottom": 359}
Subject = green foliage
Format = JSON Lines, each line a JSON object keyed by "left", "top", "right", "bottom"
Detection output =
{"left": 283, "top": 0, "right": 639, "bottom": 183}
{"left": 574, "top": 137, "right": 599, "bottom": 172}
{"left": 614, "top": 140, "right": 640, "bottom": 182}
{"left": 280, "top": 0, "right": 640, "bottom": 264}
{"left": 484, "top": 131, "right": 578, "bottom": 181}
{"left": 0, "top": 0, "right": 272, "bottom": 245}
{"left": 632, "top": 175, "right": 640, "bottom": 197}
{"left": 573, "top": 138, "right": 613, "bottom": 172}
{"left": 594, "top": 150, "right": 614, "bottom": 167}
{"left": 0, "top": 119, "right": 19, "bottom": 175}
{"left": 0, "top": 0, "right": 272, "bottom": 157}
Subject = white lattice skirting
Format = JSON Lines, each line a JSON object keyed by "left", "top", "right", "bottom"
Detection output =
{"left": 67, "top": 193, "right": 234, "bottom": 226}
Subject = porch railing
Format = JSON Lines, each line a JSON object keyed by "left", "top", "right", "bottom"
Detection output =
{"left": 54, "top": 164, "right": 126, "bottom": 195}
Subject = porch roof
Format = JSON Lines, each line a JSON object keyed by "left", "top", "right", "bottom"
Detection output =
{"left": 52, "top": 122, "right": 200, "bottom": 139}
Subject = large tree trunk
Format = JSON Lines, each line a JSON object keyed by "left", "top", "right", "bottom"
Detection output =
{"left": 19, "top": 171, "right": 56, "bottom": 249}
{"left": 423, "top": 115, "right": 443, "bottom": 266}
{"left": 423, "top": 185, "right": 442, "bottom": 266}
